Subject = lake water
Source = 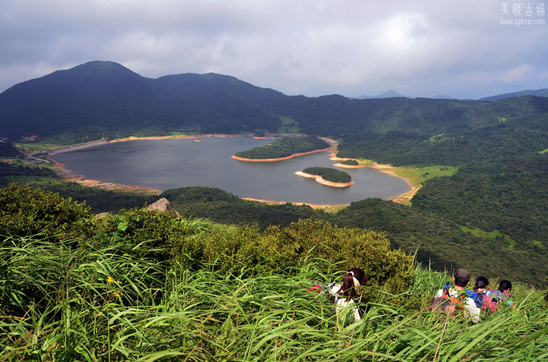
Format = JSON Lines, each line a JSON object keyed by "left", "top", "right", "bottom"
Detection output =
{"left": 52, "top": 137, "right": 411, "bottom": 205}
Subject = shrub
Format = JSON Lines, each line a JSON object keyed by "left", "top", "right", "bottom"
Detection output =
{"left": 176, "top": 218, "right": 413, "bottom": 295}
{"left": 0, "top": 183, "right": 92, "bottom": 241}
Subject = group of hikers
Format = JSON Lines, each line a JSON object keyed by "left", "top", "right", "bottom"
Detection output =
{"left": 430, "top": 268, "right": 513, "bottom": 323}
{"left": 315, "top": 267, "right": 513, "bottom": 324}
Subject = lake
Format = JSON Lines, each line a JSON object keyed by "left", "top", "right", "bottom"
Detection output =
{"left": 52, "top": 137, "right": 411, "bottom": 205}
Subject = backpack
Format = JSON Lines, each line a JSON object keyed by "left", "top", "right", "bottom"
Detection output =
{"left": 429, "top": 282, "right": 465, "bottom": 319}
{"left": 483, "top": 289, "right": 513, "bottom": 313}
{"left": 466, "top": 290, "right": 485, "bottom": 308}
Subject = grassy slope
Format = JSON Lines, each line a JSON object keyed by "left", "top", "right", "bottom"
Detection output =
{"left": 1, "top": 235, "right": 546, "bottom": 361}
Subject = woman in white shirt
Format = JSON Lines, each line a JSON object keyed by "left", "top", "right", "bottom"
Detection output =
{"left": 329, "top": 268, "right": 367, "bottom": 323}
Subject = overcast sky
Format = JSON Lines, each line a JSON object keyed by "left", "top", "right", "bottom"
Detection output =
{"left": 1, "top": 0, "right": 547, "bottom": 99}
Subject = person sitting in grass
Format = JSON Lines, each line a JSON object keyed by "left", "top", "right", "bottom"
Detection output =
{"left": 484, "top": 280, "right": 514, "bottom": 313}
{"left": 329, "top": 268, "right": 367, "bottom": 323}
{"left": 434, "top": 268, "right": 481, "bottom": 323}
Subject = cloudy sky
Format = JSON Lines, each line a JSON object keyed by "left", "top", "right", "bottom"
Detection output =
{"left": 1, "top": 0, "right": 547, "bottom": 99}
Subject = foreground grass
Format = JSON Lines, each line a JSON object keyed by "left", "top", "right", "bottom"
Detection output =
{"left": 1, "top": 236, "right": 546, "bottom": 361}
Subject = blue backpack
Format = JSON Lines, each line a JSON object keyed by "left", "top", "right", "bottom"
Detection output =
{"left": 465, "top": 290, "right": 485, "bottom": 308}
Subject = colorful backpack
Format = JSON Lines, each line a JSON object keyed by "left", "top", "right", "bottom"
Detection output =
{"left": 483, "top": 289, "right": 514, "bottom": 313}
{"left": 465, "top": 290, "right": 485, "bottom": 308}
{"left": 429, "top": 282, "right": 465, "bottom": 319}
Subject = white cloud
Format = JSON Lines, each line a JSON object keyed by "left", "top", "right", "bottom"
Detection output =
{"left": 0, "top": 0, "right": 547, "bottom": 98}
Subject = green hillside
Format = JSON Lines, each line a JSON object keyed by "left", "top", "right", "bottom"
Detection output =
{"left": 0, "top": 61, "right": 281, "bottom": 143}
{"left": 1, "top": 184, "right": 547, "bottom": 360}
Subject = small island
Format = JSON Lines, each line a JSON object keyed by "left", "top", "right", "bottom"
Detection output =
{"left": 332, "top": 157, "right": 363, "bottom": 169}
{"left": 296, "top": 167, "right": 353, "bottom": 188}
{"left": 339, "top": 160, "right": 358, "bottom": 166}
{"left": 232, "top": 135, "right": 330, "bottom": 161}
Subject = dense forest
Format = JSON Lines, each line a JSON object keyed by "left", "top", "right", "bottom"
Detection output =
{"left": 0, "top": 141, "right": 21, "bottom": 157}
{"left": 234, "top": 135, "right": 330, "bottom": 159}
{"left": 301, "top": 166, "right": 352, "bottom": 183}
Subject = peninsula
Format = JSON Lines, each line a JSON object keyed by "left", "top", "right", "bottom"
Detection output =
{"left": 232, "top": 135, "right": 331, "bottom": 161}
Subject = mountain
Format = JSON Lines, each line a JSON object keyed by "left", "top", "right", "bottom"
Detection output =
{"left": 479, "top": 88, "right": 548, "bottom": 101}
{"left": 3, "top": 61, "right": 548, "bottom": 145}
{"left": 357, "top": 89, "right": 407, "bottom": 99}
{"left": 0, "top": 61, "right": 282, "bottom": 142}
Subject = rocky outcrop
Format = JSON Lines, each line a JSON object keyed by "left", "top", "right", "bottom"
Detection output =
{"left": 147, "top": 198, "right": 180, "bottom": 217}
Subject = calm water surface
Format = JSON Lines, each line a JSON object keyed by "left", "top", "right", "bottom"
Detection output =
{"left": 53, "top": 137, "right": 411, "bottom": 205}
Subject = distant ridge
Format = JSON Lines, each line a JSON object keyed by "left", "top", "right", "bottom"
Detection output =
{"left": 2, "top": 60, "right": 548, "bottom": 146}
{"left": 479, "top": 88, "right": 548, "bottom": 101}
{"left": 432, "top": 95, "right": 455, "bottom": 100}
{"left": 357, "top": 89, "right": 407, "bottom": 99}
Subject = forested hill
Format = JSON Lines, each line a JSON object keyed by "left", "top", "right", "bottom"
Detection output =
{"left": 2, "top": 60, "right": 548, "bottom": 145}
{"left": 0, "top": 61, "right": 282, "bottom": 142}
{"left": 479, "top": 88, "right": 548, "bottom": 102}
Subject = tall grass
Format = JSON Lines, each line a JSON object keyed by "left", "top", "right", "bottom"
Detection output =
{"left": 1, "top": 236, "right": 547, "bottom": 361}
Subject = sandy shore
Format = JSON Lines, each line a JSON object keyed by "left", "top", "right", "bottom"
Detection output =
{"left": 333, "top": 163, "right": 362, "bottom": 169}
{"left": 242, "top": 197, "right": 347, "bottom": 210}
{"left": 294, "top": 171, "right": 353, "bottom": 188}
{"left": 50, "top": 158, "right": 161, "bottom": 194}
{"left": 367, "top": 162, "right": 418, "bottom": 203}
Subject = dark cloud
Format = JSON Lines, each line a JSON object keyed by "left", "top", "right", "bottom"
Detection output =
{"left": 0, "top": 0, "right": 546, "bottom": 99}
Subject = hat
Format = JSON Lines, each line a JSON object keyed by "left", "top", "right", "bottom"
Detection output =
{"left": 454, "top": 268, "right": 471, "bottom": 280}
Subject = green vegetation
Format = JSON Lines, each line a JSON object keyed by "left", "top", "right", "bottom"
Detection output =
{"left": 276, "top": 115, "right": 300, "bottom": 133}
{"left": 15, "top": 142, "right": 72, "bottom": 152}
{"left": 0, "top": 185, "right": 546, "bottom": 360}
{"left": 339, "top": 159, "right": 358, "bottom": 165}
{"left": 0, "top": 163, "right": 157, "bottom": 213}
{"left": 460, "top": 226, "right": 517, "bottom": 249}
{"left": 302, "top": 166, "right": 352, "bottom": 183}
{"left": 428, "top": 133, "right": 454, "bottom": 143}
{"left": 234, "top": 135, "right": 330, "bottom": 159}
{"left": 159, "top": 187, "right": 547, "bottom": 288}
{"left": 391, "top": 165, "right": 459, "bottom": 190}
{"left": 162, "top": 186, "right": 320, "bottom": 229}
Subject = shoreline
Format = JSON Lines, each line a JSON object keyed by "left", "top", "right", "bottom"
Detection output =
{"left": 44, "top": 134, "right": 417, "bottom": 205}
{"left": 368, "top": 162, "right": 418, "bottom": 203}
{"left": 231, "top": 148, "right": 332, "bottom": 162}
{"left": 294, "top": 171, "right": 353, "bottom": 188}
{"left": 50, "top": 158, "right": 161, "bottom": 195}
{"left": 333, "top": 163, "right": 362, "bottom": 169}
{"left": 328, "top": 152, "right": 417, "bottom": 203}
{"left": 241, "top": 197, "right": 348, "bottom": 210}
